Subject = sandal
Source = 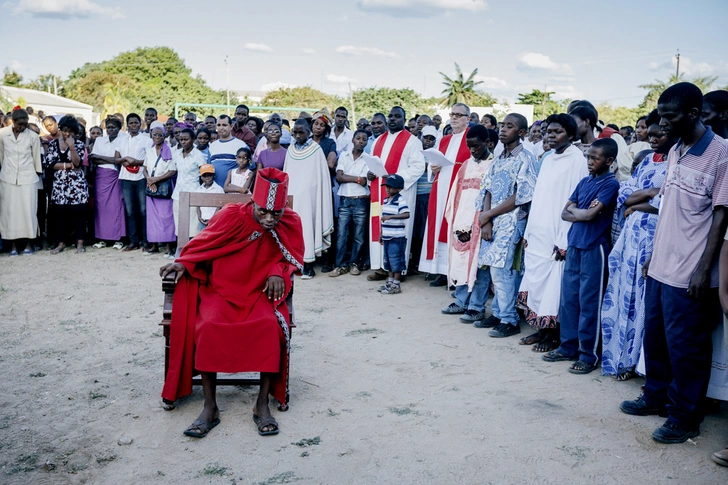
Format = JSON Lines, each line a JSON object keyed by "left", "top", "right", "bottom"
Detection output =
{"left": 532, "top": 337, "right": 559, "bottom": 353}
{"left": 615, "top": 370, "right": 637, "bottom": 381}
{"left": 519, "top": 332, "right": 542, "bottom": 345}
{"left": 50, "top": 245, "right": 65, "bottom": 255}
{"left": 568, "top": 360, "right": 598, "bottom": 374}
{"left": 253, "top": 414, "right": 279, "bottom": 436}
{"left": 542, "top": 349, "right": 576, "bottom": 362}
{"left": 183, "top": 416, "right": 220, "bottom": 438}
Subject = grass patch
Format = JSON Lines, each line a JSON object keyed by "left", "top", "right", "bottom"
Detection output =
{"left": 200, "top": 463, "right": 228, "bottom": 476}
{"left": 88, "top": 390, "right": 107, "bottom": 400}
{"left": 291, "top": 437, "right": 321, "bottom": 447}
{"left": 388, "top": 406, "right": 420, "bottom": 416}
{"left": 345, "top": 328, "right": 383, "bottom": 337}
{"left": 258, "top": 471, "right": 301, "bottom": 484}
{"left": 29, "top": 372, "right": 46, "bottom": 377}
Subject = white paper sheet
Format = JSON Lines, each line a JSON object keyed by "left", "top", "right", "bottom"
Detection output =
{"left": 423, "top": 148, "right": 454, "bottom": 167}
{"left": 363, "top": 153, "right": 389, "bottom": 177}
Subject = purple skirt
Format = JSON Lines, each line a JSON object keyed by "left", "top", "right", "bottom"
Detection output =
{"left": 146, "top": 196, "right": 175, "bottom": 243}
{"left": 94, "top": 169, "right": 126, "bottom": 240}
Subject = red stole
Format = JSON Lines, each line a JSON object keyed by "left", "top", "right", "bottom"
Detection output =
{"left": 425, "top": 129, "right": 470, "bottom": 259}
{"left": 370, "top": 130, "right": 412, "bottom": 242}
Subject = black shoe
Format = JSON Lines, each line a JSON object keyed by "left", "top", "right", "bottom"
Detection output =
{"left": 652, "top": 422, "right": 699, "bottom": 444}
{"left": 429, "top": 275, "right": 447, "bottom": 287}
{"left": 474, "top": 315, "right": 500, "bottom": 329}
{"left": 619, "top": 397, "right": 668, "bottom": 417}
{"left": 321, "top": 265, "right": 333, "bottom": 273}
{"left": 488, "top": 323, "right": 521, "bottom": 338}
{"left": 301, "top": 265, "right": 315, "bottom": 280}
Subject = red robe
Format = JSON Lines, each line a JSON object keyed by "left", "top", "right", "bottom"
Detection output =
{"left": 161, "top": 202, "right": 304, "bottom": 407}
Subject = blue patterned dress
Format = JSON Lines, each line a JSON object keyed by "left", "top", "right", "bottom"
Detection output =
{"left": 601, "top": 153, "right": 666, "bottom": 376}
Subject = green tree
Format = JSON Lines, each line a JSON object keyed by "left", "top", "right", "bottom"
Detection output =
{"left": 439, "top": 63, "right": 484, "bottom": 105}
{"left": 2, "top": 68, "right": 23, "bottom": 87}
{"left": 102, "top": 79, "right": 132, "bottom": 119}
{"left": 23, "top": 73, "right": 64, "bottom": 95}
{"left": 260, "top": 86, "right": 343, "bottom": 112}
{"left": 517, "top": 89, "right": 562, "bottom": 119}
{"left": 638, "top": 73, "right": 718, "bottom": 111}
{"left": 596, "top": 104, "right": 644, "bottom": 127}
{"left": 352, "top": 87, "right": 438, "bottom": 119}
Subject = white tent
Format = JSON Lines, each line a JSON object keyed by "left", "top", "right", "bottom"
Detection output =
{"left": 0, "top": 85, "right": 98, "bottom": 126}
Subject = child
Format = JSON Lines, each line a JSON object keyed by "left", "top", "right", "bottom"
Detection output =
{"left": 197, "top": 164, "right": 225, "bottom": 231}
{"left": 330, "top": 129, "right": 370, "bottom": 277}
{"left": 379, "top": 174, "right": 410, "bottom": 294}
{"left": 542, "top": 138, "right": 620, "bottom": 374}
{"left": 224, "top": 146, "right": 253, "bottom": 194}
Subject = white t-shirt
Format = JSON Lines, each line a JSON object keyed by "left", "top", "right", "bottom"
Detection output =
{"left": 119, "top": 133, "right": 153, "bottom": 181}
{"left": 171, "top": 148, "right": 206, "bottom": 200}
{"left": 91, "top": 135, "right": 123, "bottom": 172}
{"left": 331, "top": 126, "right": 353, "bottom": 155}
{"left": 197, "top": 182, "right": 225, "bottom": 220}
{"left": 143, "top": 147, "right": 177, "bottom": 178}
{"left": 336, "top": 150, "right": 370, "bottom": 197}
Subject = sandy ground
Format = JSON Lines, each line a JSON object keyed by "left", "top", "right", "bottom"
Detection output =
{"left": 1, "top": 247, "right": 727, "bottom": 485}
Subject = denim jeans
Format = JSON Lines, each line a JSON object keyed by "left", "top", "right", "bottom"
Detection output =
{"left": 121, "top": 179, "right": 147, "bottom": 245}
{"left": 382, "top": 237, "right": 406, "bottom": 273}
{"left": 335, "top": 196, "right": 369, "bottom": 267}
{"left": 489, "top": 218, "right": 527, "bottom": 325}
{"left": 454, "top": 267, "right": 495, "bottom": 313}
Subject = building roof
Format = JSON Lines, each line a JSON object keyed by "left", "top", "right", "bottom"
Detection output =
{"left": 0, "top": 85, "right": 92, "bottom": 110}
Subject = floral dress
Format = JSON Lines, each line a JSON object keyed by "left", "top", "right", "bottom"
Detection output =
{"left": 44, "top": 139, "right": 89, "bottom": 205}
{"left": 601, "top": 153, "right": 666, "bottom": 376}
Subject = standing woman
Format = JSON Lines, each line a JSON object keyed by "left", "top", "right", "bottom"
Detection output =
{"left": 0, "top": 109, "right": 42, "bottom": 255}
{"left": 171, "top": 128, "right": 205, "bottom": 240}
{"left": 144, "top": 124, "right": 177, "bottom": 257}
{"left": 311, "top": 109, "right": 339, "bottom": 272}
{"left": 90, "top": 117, "right": 126, "bottom": 249}
{"left": 45, "top": 115, "right": 89, "bottom": 253}
{"left": 627, "top": 115, "right": 651, "bottom": 162}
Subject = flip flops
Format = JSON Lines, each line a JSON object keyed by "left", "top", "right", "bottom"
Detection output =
{"left": 568, "top": 361, "right": 598, "bottom": 374}
{"left": 183, "top": 416, "right": 220, "bottom": 438}
{"left": 253, "top": 414, "right": 279, "bottom": 436}
{"left": 541, "top": 349, "right": 577, "bottom": 362}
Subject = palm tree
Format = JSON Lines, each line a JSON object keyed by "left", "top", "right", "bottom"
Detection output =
{"left": 639, "top": 73, "right": 718, "bottom": 111}
{"left": 439, "top": 63, "right": 483, "bottom": 106}
{"left": 102, "top": 80, "right": 131, "bottom": 119}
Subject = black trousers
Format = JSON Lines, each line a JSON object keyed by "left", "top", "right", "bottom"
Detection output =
{"left": 54, "top": 204, "right": 88, "bottom": 245}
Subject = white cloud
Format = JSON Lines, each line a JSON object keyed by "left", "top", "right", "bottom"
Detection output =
{"left": 243, "top": 43, "right": 273, "bottom": 53}
{"left": 336, "top": 45, "right": 397, "bottom": 59}
{"left": 649, "top": 55, "right": 716, "bottom": 77}
{"left": 301, "top": 48, "right": 316, "bottom": 55}
{"left": 547, "top": 84, "right": 583, "bottom": 101}
{"left": 13, "top": 0, "right": 123, "bottom": 19}
{"left": 326, "top": 74, "right": 358, "bottom": 84}
{"left": 260, "top": 82, "right": 296, "bottom": 92}
{"left": 358, "top": 0, "right": 486, "bottom": 17}
{"left": 517, "top": 52, "right": 571, "bottom": 73}
{"left": 10, "top": 60, "right": 25, "bottom": 71}
{"left": 474, "top": 75, "right": 507, "bottom": 89}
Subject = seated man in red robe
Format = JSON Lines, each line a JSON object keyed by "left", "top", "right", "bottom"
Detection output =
{"left": 160, "top": 167, "right": 304, "bottom": 438}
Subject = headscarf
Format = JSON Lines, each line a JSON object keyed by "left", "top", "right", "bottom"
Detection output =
{"left": 150, "top": 121, "right": 173, "bottom": 161}
{"left": 312, "top": 108, "right": 333, "bottom": 126}
{"left": 173, "top": 121, "right": 194, "bottom": 131}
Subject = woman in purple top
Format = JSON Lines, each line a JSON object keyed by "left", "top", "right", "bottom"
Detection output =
{"left": 256, "top": 122, "right": 287, "bottom": 170}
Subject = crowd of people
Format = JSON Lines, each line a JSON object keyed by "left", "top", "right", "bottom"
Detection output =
{"left": 1, "top": 84, "right": 727, "bottom": 462}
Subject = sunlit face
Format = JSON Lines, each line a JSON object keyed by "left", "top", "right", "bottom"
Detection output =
{"left": 529, "top": 124, "right": 542, "bottom": 143}
{"left": 151, "top": 127, "right": 165, "bottom": 145}
{"left": 235, "top": 107, "right": 249, "bottom": 125}
{"left": 89, "top": 127, "right": 102, "bottom": 140}
{"left": 127, "top": 117, "right": 141, "bottom": 134}
{"left": 196, "top": 131, "right": 210, "bottom": 150}
{"left": 178, "top": 132, "right": 194, "bottom": 151}
{"left": 253, "top": 202, "right": 284, "bottom": 231}
{"left": 352, "top": 132, "right": 368, "bottom": 151}
{"left": 216, "top": 118, "right": 231, "bottom": 139}
{"left": 265, "top": 125, "right": 282, "bottom": 144}
{"left": 635, "top": 118, "right": 648, "bottom": 141}
{"left": 43, "top": 118, "right": 58, "bottom": 135}
{"left": 312, "top": 119, "right": 327, "bottom": 137}
{"left": 292, "top": 124, "right": 310, "bottom": 145}
{"left": 499, "top": 115, "right": 523, "bottom": 145}
{"left": 205, "top": 116, "right": 216, "bottom": 131}
{"left": 449, "top": 106, "right": 469, "bottom": 132}
{"left": 546, "top": 122, "right": 570, "bottom": 152}
{"left": 246, "top": 119, "right": 259, "bottom": 134}
{"left": 106, "top": 123, "right": 120, "bottom": 139}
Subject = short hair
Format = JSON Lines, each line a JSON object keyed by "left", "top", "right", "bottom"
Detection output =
{"left": 482, "top": 114, "right": 497, "bottom": 126}
{"left": 391, "top": 106, "right": 406, "bottom": 119}
{"left": 335, "top": 106, "right": 348, "bottom": 116}
{"left": 248, "top": 116, "right": 263, "bottom": 132}
{"left": 545, "top": 113, "right": 578, "bottom": 139}
{"left": 42, "top": 115, "right": 56, "bottom": 123}
{"left": 126, "top": 112, "right": 141, "bottom": 123}
{"left": 620, "top": 126, "right": 634, "bottom": 134}
{"left": 568, "top": 99, "right": 598, "bottom": 119}
{"left": 466, "top": 124, "right": 489, "bottom": 142}
{"left": 486, "top": 128, "right": 499, "bottom": 144}
{"left": 569, "top": 106, "right": 598, "bottom": 129}
{"left": 145, "top": 107, "right": 157, "bottom": 116}
{"left": 217, "top": 114, "right": 232, "bottom": 124}
{"left": 58, "top": 114, "right": 79, "bottom": 135}
{"left": 235, "top": 104, "right": 249, "bottom": 112}
{"left": 372, "top": 112, "right": 386, "bottom": 122}
{"left": 166, "top": 117, "right": 178, "bottom": 124}
{"left": 184, "top": 112, "right": 197, "bottom": 120}
{"left": 417, "top": 114, "right": 432, "bottom": 123}
{"left": 196, "top": 128, "right": 211, "bottom": 138}
{"left": 504, "top": 113, "right": 528, "bottom": 131}
{"left": 704, "top": 90, "right": 728, "bottom": 113}
{"left": 471, "top": 111, "right": 479, "bottom": 118}
{"left": 236, "top": 146, "right": 253, "bottom": 158}
{"left": 266, "top": 121, "right": 282, "bottom": 131}
{"left": 591, "top": 138, "right": 618, "bottom": 160}
{"left": 606, "top": 123, "right": 620, "bottom": 131}
{"left": 658, "top": 82, "right": 703, "bottom": 112}
{"left": 353, "top": 129, "right": 369, "bottom": 139}
{"left": 452, "top": 102, "right": 470, "bottom": 116}
{"left": 105, "top": 117, "right": 122, "bottom": 129}
{"left": 11, "top": 109, "right": 29, "bottom": 121}
{"left": 646, "top": 109, "right": 660, "bottom": 127}
{"left": 205, "top": 115, "right": 217, "bottom": 121}
{"left": 179, "top": 128, "right": 195, "bottom": 140}
{"left": 636, "top": 115, "right": 648, "bottom": 124}
{"left": 90, "top": 125, "right": 103, "bottom": 133}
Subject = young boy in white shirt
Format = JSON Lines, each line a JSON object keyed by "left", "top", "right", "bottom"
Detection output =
{"left": 196, "top": 164, "right": 224, "bottom": 231}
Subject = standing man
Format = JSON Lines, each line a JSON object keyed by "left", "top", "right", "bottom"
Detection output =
{"left": 415, "top": 115, "right": 432, "bottom": 139}
{"left": 231, "top": 104, "right": 258, "bottom": 152}
{"left": 419, "top": 103, "right": 471, "bottom": 286}
{"left": 332, "top": 106, "right": 353, "bottom": 155}
{"left": 366, "top": 113, "right": 387, "bottom": 154}
{"left": 209, "top": 115, "right": 248, "bottom": 187}
{"left": 144, "top": 108, "right": 158, "bottom": 133}
{"left": 184, "top": 112, "right": 197, "bottom": 126}
{"left": 204, "top": 115, "right": 217, "bottom": 132}
{"left": 366, "top": 107, "right": 425, "bottom": 281}
{"left": 620, "top": 83, "right": 728, "bottom": 444}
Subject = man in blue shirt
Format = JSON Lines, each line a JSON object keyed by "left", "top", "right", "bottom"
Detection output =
{"left": 542, "top": 138, "right": 620, "bottom": 374}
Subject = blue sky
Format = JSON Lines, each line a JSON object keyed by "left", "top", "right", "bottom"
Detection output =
{"left": 1, "top": 0, "right": 727, "bottom": 107}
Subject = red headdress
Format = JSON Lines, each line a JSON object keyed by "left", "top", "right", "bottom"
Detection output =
{"left": 252, "top": 167, "right": 289, "bottom": 211}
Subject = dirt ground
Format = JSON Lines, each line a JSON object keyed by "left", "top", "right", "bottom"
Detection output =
{"left": 1, "top": 248, "right": 727, "bottom": 484}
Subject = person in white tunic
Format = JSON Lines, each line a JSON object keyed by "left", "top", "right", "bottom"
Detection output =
{"left": 518, "top": 113, "right": 588, "bottom": 352}
{"left": 366, "top": 107, "right": 425, "bottom": 280}
{"left": 419, "top": 103, "right": 472, "bottom": 285}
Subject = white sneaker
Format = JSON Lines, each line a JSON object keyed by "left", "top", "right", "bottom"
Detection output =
{"left": 112, "top": 241, "right": 124, "bottom": 250}
{"left": 93, "top": 241, "right": 107, "bottom": 249}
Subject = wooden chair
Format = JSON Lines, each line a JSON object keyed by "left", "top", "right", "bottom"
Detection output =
{"left": 160, "top": 192, "right": 295, "bottom": 397}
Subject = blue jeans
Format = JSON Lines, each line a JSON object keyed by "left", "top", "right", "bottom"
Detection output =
{"left": 489, "top": 218, "right": 526, "bottom": 325}
{"left": 121, "top": 179, "right": 147, "bottom": 245}
{"left": 642, "top": 278, "right": 718, "bottom": 429}
{"left": 382, "top": 237, "right": 406, "bottom": 273}
{"left": 557, "top": 243, "right": 609, "bottom": 365}
{"left": 454, "top": 267, "right": 495, "bottom": 313}
{"left": 335, "top": 196, "right": 369, "bottom": 267}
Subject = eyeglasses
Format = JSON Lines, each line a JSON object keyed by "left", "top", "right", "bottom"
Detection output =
{"left": 449, "top": 112, "right": 468, "bottom": 119}
{"left": 151, "top": 133, "right": 164, "bottom": 138}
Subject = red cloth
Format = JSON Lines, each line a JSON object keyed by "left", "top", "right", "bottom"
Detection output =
{"left": 370, "top": 130, "right": 412, "bottom": 241}
{"left": 231, "top": 123, "right": 258, "bottom": 152}
{"left": 425, "top": 130, "right": 470, "bottom": 259}
{"left": 161, "top": 202, "right": 304, "bottom": 406}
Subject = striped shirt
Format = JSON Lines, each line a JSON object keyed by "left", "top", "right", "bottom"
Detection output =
{"left": 381, "top": 193, "right": 410, "bottom": 240}
{"left": 649, "top": 127, "right": 728, "bottom": 288}
{"left": 208, "top": 137, "right": 248, "bottom": 187}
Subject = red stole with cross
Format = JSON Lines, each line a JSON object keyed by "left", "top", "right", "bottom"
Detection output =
{"left": 370, "top": 130, "right": 412, "bottom": 242}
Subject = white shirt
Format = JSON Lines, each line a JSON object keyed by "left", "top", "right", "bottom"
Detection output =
{"left": 197, "top": 182, "right": 224, "bottom": 220}
{"left": 119, "top": 133, "right": 153, "bottom": 181}
{"left": 91, "top": 135, "right": 123, "bottom": 172}
{"left": 336, "top": 150, "right": 370, "bottom": 197}
{"left": 171, "top": 148, "right": 206, "bottom": 200}
{"left": 0, "top": 126, "right": 42, "bottom": 186}
{"left": 143, "top": 147, "right": 177, "bottom": 178}
{"left": 331, "top": 126, "right": 353, "bottom": 155}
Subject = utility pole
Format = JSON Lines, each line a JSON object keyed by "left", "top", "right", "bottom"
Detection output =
{"left": 53, "top": 75, "right": 57, "bottom": 95}
{"left": 225, "top": 55, "right": 230, "bottom": 115}
{"left": 675, "top": 49, "right": 680, "bottom": 79}
{"left": 348, "top": 82, "right": 355, "bottom": 123}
